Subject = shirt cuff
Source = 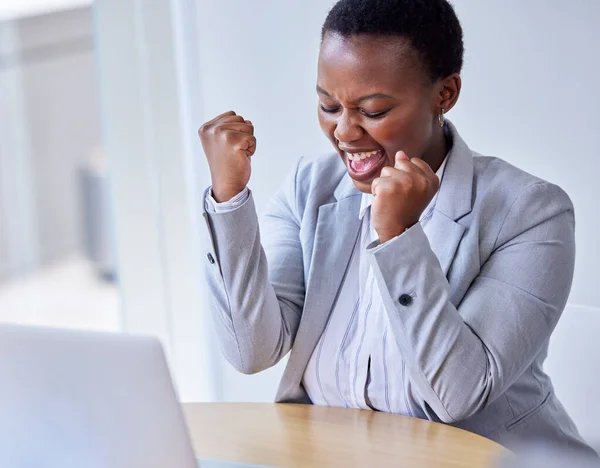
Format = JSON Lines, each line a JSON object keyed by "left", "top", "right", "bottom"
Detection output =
{"left": 204, "top": 186, "right": 250, "bottom": 213}
{"left": 366, "top": 224, "right": 416, "bottom": 251}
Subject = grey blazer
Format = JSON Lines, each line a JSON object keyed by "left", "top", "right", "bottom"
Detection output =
{"left": 202, "top": 122, "right": 595, "bottom": 454}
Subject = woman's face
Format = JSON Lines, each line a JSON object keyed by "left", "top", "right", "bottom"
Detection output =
{"left": 317, "top": 33, "right": 442, "bottom": 193}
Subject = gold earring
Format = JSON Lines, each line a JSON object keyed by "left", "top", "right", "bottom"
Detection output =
{"left": 439, "top": 108, "right": 445, "bottom": 128}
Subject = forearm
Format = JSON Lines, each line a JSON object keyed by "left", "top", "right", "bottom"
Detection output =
{"left": 367, "top": 222, "right": 570, "bottom": 423}
{"left": 368, "top": 226, "right": 486, "bottom": 422}
{"left": 203, "top": 190, "right": 300, "bottom": 374}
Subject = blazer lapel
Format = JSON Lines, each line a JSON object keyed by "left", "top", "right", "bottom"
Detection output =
{"left": 426, "top": 121, "right": 474, "bottom": 276}
{"left": 426, "top": 212, "right": 466, "bottom": 276}
{"left": 281, "top": 175, "right": 362, "bottom": 393}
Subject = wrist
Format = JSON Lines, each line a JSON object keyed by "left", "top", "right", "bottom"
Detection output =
{"left": 211, "top": 185, "right": 246, "bottom": 203}
{"left": 377, "top": 227, "right": 407, "bottom": 244}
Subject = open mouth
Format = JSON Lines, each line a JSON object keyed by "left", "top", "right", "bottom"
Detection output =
{"left": 345, "top": 150, "right": 387, "bottom": 182}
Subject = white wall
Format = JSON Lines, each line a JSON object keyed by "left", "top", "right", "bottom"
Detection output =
{"left": 195, "top": 0, "right": 600, "bottom": 443}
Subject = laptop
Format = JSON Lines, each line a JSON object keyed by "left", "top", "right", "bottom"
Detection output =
{"left": 0, "top": 323, "right": 233, "bottom": 468}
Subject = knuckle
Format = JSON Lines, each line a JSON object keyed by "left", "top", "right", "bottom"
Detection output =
{"left": 391, "top": 182, "right": 403, "bottom": 195}
{"left": 416, "top": 175, "right": 429, "bottom": 189}
{"left": 379, "top": 181, "right": 394, "bottom": 194}
{"left": 198, "top": 123, "right": 209, "bottom": 136}
{"left": 402, "top": 176, "right": 414, "bottom": 190}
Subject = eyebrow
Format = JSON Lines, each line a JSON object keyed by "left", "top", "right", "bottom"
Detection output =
{"left": 316, "top": 86, "right": 394, "bottom": 103}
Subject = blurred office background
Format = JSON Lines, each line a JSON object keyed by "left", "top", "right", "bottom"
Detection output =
{"left": 0, "top": 0, "right": 598, "bottom": 447}
{"left": 0, "top": 1, "right": 118, "bottom": 332}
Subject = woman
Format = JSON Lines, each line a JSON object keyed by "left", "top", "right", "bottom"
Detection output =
{"left": 199, "top": 0, "right": 594, "bottom": 454}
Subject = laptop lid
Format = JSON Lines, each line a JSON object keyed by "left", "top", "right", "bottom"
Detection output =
{"left": 0, "top": 324, "right": 197, "bottom": 468}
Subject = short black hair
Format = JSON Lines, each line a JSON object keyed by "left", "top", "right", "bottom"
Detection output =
{"left": 321, "top": 0, "right": 464, "bottom": 82}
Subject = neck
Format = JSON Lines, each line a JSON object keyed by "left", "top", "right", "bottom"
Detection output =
{"left": 422, "top": 124, "right": 449, "bottom": 173}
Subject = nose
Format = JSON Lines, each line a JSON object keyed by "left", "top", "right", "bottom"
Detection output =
{"left": 333, "top": 109, "right": 363, "bottom": 143}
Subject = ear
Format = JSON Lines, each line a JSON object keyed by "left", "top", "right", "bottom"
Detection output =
{"left": 435, "top": 73, "right": 462, "bottom": 113}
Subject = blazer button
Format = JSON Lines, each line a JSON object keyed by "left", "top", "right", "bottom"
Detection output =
{"left": 399, "top": 294, "right": 413, "bottom": 307}
{"left": 207, "top": 253, "right": 215, "bottom": 264}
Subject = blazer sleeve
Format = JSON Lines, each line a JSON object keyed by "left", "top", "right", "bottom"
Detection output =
{"left": 202, "top": 159, "right": 305, "bottom": 374}
{"left": 366, "top": 182, "right": 575, "bottom": 423}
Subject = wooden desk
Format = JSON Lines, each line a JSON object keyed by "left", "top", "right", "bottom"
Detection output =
{"left": 184, "top": 403, "right": 509, "bottom": 468}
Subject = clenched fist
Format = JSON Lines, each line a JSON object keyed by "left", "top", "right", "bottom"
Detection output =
{"left": 371, "top": 151, "right": 440, "bottom": 244}
{"left": 198, "top": 111, "right": 256, "bottom": 202}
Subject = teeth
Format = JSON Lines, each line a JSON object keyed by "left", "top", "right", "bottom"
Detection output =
{"left": 346, "top": 150, "right": 378, "bottom": 161}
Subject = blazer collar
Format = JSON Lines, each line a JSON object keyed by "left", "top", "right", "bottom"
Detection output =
{"left": 435, "top": 120, "right": 474, "bottom": 221}
{"left": 333, "top": 171, "right": 361, "bottom": 202}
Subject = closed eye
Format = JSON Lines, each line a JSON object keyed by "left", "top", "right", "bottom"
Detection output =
{"left": 320, "top": 105, "right": 341, "bottom": 114}
{"left": 362, "top": 109, "right": 391, "bottom": 118}
{"left": 319, "top": 105, "right": 391, "bottom": 119}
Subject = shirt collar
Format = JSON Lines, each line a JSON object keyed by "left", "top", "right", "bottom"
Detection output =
{"left": 359, "top": 155, "right": 449, "bottom": 220}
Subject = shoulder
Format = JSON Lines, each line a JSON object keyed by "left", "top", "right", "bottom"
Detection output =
{"left": 472, "top": 152, "right": 573, "bottom": 211}
{"left": 295, "top": 152, "right": 346, "bottom": 192}
{"left": 293, "top": 152, "right": 348, "bottom": 208}
{"left": 266, "top": 152, "right": 347, "bottom": 223}
{"left": 470, "top": 152, "right": 574, "bottom": 246}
